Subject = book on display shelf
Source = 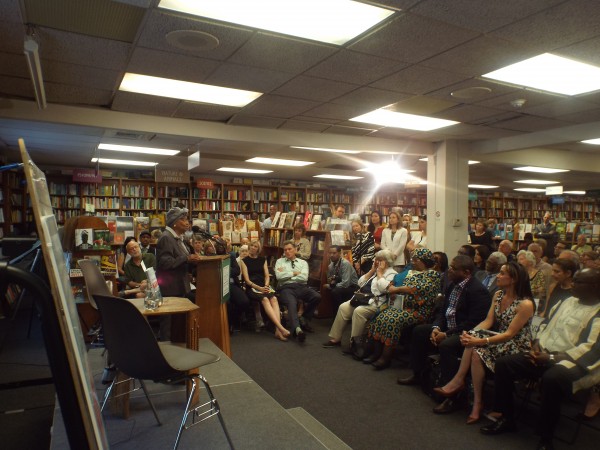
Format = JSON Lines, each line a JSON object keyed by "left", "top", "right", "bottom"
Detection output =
{"left": 272, "top": 211, "right": 281, "bottom": 228}
{"left": 277, "top": 213, "right": 287, "bottom": 229}
{"left": 92, "top": 229, "right": 110, "bottom": 250}
{"left": 310, "top": 214, "right": 322, "bottom": 230}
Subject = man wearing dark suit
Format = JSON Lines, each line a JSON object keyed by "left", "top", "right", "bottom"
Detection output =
{"left": 139, "top": 230, "right": 156, "bottom": 256}
{"left": 397, "top": 255, "right": 491, "bottom": 414}
{"left": 474, "top": 251, "right": 506, "bottom": 296}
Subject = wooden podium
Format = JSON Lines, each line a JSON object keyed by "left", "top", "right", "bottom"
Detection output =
{"left": 194, "top": 255, "right": 231, "bottom": 357}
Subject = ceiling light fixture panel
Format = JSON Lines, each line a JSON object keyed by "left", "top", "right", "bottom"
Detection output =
{"left": 514, "top": 179, "right": 559, "bottom": 185}
{"left": 468, "top": 184, "right": 499, "bottom": 189}
{"left": 581, "top": 138, "right": 600, "bottom": 145}
{"left": 513, "top": 166, "right": 569, "bottom": 174}
{"left": 351, "top": 109, "right": 459, "bottom": 131}
{"left": 483, "top": 53, "right": 600, "bottom": 96}
{"left": 91, "top": 158, "right": 157, "bottom": 166}
{"left": 158, "top": 0, "right": 394, "bottom": 45}
{"left": 514, "top": 188, "right": 546, "bottom": 193}
{"left": 119, "top": 73, "right": 262, "bottom": 107}
{"left": 247, "top": 157, "right": 314, "bottom": 166}
{"left": 290, "top": 146, "right": 361, "bottom": 154}
{"left": 217, "top": 167, "right": 273, "bottom": 174}
{"left": 314, "top": 174, "right": 363, "bottom": 180}
{"left": 98, "top": 143, "right": 180, "bottom": 156}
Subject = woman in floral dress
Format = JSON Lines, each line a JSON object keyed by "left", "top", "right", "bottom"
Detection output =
{"left": 366, "top": 248, "right": 441, "bottom": 370}
{"left": 434, "top": 261, "right": 535, "bottom": 424}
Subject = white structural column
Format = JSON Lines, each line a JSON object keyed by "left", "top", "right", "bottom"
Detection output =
{"left": 426, "top": 140, "right": 470, "bottom": 257}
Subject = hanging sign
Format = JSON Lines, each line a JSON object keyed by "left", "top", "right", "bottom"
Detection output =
{"left": 155, "top": 168, "right": 189, "bottom": 183}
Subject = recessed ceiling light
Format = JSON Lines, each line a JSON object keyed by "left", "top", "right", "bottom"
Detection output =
{"left": 98, "top": 143, "right": 180, "bottom": 156}
{"left": 119, "top": 73, "right": 262, "bottom": 107}
{"left": 247, "top": 157, "right": 314, "bottom": 166}
{"left": 513, "top": 166, "right": 569, "bottom": 174}
{"left": 483, "top": 53, "right": 600, "bottom": 95}
{"left": 290, "top": 146, "right": 361, "bottom": 154}
{"left": 581, "top": 138, "right": 600, "bottom": 145}
{"left": 158, "top": 0, "right": 394, "bottom": 45}
{"left": 514, "top": 179, "right": 559, "bottom": 185}
{"left": 91, "top": 158, "right": 157, "bottom": 167}
{"left": 564, "top": 190, "right": 586, "bottom": 195}
{"left": 469, "top": 184, "right": 499, "bottom": 189}
{"left": 514, "top": 188, "right": 546, "bottom": 193}
{"left": 217, "top": 167, "right": 273, "bottom": 174}
{"left": 420, "top": 157, "right": 479, "bottom": 164}
{"left": 350, "top": 109, "right": 459, "bottom": 131}
{"left": 314, "top": 174, "right": 364, "bottom": 180}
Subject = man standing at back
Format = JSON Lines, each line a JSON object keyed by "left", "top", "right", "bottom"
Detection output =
{"left": 275, "top": 240, "right": 321, "bottom": 343}
{"left": 535, "top": 212, "right": 557, "bottom": 258}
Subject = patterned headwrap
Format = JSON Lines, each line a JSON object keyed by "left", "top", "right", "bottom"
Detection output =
{"left": 411, "top": 247, "right": 434, "bottom": 266}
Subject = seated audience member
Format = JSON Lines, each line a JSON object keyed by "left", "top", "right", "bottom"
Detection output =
{"left": 433, "top": 251, "right": 450, "bottom": 294}
{"left": 458, "top": 245, "right": 476, "bottom": 261}
{"left": 518, "top": 232, "right": 534, "bottom": 251}
{"left": 368, "top": 211, "right": 385, "bottom": 251}
{"left": 580, "top": 250, "right": 599, "bottom": 269}
{"left": 224, "top": 242, "right": 251, "bottom": 330}
{"left": 322, "top": 250, "right": 396, "bottom": 352}
{"left": 324, "top": 245, "right": 359, "bottom": 312}
{"left": 498, "top": 239, "right": 516, "bottom": 263}
{"left": 292, "top": 223, "right": 311, "bottom": 260}
{"left": 473, "top": 245, "right": 490, "bottom": 272}
{"left": 470, "top": 219, "right": 495, "bottom": 251}
{"left": 528, "top": 242, "right": 552, "bottom": 290}
{"left": 366, "top": 249, "right": 441, "bottom": 370}
{"left": 480, "top": 269, "right": 600, "bottom": 450}
{"left": 117, "top": 236, "right": 137, "bottom": 277}
{"left": 351, "top": 219, "right": 375, "bottom": 275}
{"left": 262, "top": 205, "right": 277, "bottom": 230}
{"left": 518, "top": 250, "right": 546, "bottom": 307}
{"left": 398, "top": 256, "right": 491, "bottom": 410}
{"left": 406, "top": 215, "right": 428, "bottom": 252}
{"left": 434, "top": 262, "right": 534, "bottom": 424}
{"left": 553, "top": 240, "right": 567, "bottom": 259}
{"left": 191, "top": 237, "right": 205, "bottom": 256}
{"left": 536, "top": 238, "right": 549, "bottom": 262}
{"left": 236, "top": 244, "right": 249, "bottom": 284}
{"left": 138, "top": 230, "right": 156, "bottom": 255}
{"left": 241, "top": 240, "right": 289, "bottom": 341}
{"left": 275, "top": 240, "right": 321, "bottom": 342}
{"left": 123, "top": 239, "right": 157, "bottom": 298}
{"left": 571, "top": 233, "right": 592, "bottom": 255}
{"left": 333, "top": 204, "right": 346, "bottom": 219}
{"left": 380, "top": 211, "right": 408, "bottom": 272}
{"left": 474, "top": 251, "right": 506, "bottom": 296}
{"left": 539, "top": 258, "right": 577, "bottom": 317}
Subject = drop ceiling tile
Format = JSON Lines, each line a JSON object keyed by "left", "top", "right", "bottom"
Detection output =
{"left": 474, "top": 90, "right": 560, "bottom": 111}
{"left": 557, "top": 107, "right": 600, "bottom": 123}
{"left": 45, "top": 83, "right": 112, "bottom": 105}
{"left": 43, "top": 60, "right": 120, "bottom": 91}
{"left": 36, "top": 27, "right": 131, "bottom": 71}
{"left": 332, "top": 87, "right": 409, "bottom": 110}
{"left": 0, "top": 22, "right": 26, "bottom": 54}
{"left": 488, "top": 115, "right": 573, "bottom": 132}
{"left": 205, "top": 63, "right": 295, "bottom": 93}
{"left": 410, "top": 0, "right": 564, "bottom": 33}
{"left": 371, "top": 127, "right": 421, "bottom": 139}
{"left": 387, "top": 95, "right": 457, "bottom": 115}
{"left": 491, "top": 0, "right": 600, "bottom": 51}
{"left": 137, "top": 10, "right": 253, "bottom": 60}
{"left": 301, "top": 103, "right": 369, "bottom": 121}
{"left": 241, "top": 95, "right": 320, "bottom": 119}
{"left": 322, "top": 125, "right": 378, "bottom": 136}
{"left": 272, "top": 76, "right": 358, "bottom": 102}
{"left": 374, "top": 0, "right": 421, "bottom": 9}
{"left": 228, "top": 32, "right": 336, "bottom": 74}
{"left": 278, "top": 120, "right": 332, "bottom": 132}
{"left": 174, "top": 102, "right": 238, "bottom": 121}
{"left": 112, "top": 91, "right": 180, "bottom": 116}
{"left": 555, "top": 35, "right": 600, "bottom": 67}
{"left": 435, "top": 104, "right": 508, "bottom": 123}
{"left": 371, "top": 64, "right": 467, "bottom": 95}
{"left": 127, "top": 48, "right": 221, "bottom": 83}
{"left": 0, "top": 52, "right": 29, "bottom": 78}
{"left": 422, "top": 36, "right": 537, "bottom": 77}
{"left": 521, "top": 97, "right": 599, "bottom": 119}
{"left": 0, "top": 75, "right": 34, "bottom": 98}
{"left": 306, "top": 50, "right": 407, "bottom": 85}
{"left": 426, "top": 78, "right": 519, "bottom": 104}
{"left": 350, "top": 13, "right": 478, "bottom": 63}
{"left": 227, "top": 115, "right": 285, "bottom": 128}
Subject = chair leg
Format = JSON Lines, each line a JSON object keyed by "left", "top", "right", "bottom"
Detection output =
{"left": 101, "top": 378, "right": 116, "bottom": 412}
{"left": 198, "top": 375, "right": 235, "bottom": 450}
{"left": 173, "top": 377, "right": 198, "bottom": 450}
{"left": 139, "top": 379, "right": 161, "bottom": 426}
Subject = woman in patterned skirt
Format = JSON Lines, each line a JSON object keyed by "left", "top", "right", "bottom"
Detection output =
{"left": 367, "top": 248, "right": 441, "bottom": 370}
{"left": 434, "top": 261, "right": 535, "bottom": 424}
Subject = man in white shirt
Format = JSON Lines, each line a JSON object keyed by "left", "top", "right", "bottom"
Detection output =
{"left": 275, "top": 240, "right": 321, "bottom": 342}
{"left": 262, "top": 204, "right": 277, "bottom": 231}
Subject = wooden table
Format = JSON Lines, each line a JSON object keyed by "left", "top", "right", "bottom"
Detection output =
{"left": 112, "top": 297, "right": 201, "bottom": 417}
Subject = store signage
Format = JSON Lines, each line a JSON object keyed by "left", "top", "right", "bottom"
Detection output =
{"left": 196, "top": 178, "right": 214, "bottom": 188}
{"left": 73, "top": 168, "right": 102, "bottom": 183}
{"left": 546, "top": 185, "right": 563, "bottom": 195}
{"left": 188, "top": 151, "right": 200, "bottom": 170}
{"left": 155, "top": 168, "right": 189, "bottom": 183}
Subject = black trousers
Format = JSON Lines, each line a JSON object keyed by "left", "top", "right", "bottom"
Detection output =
{"left": 330, "top": 285, "right": 357, "bottom": 313}
{"left": 278, "top": 283, "right": 321, "bottom": 330}
{"left": 493, "top": 353, "right": 586, "bottom": 440}
{"left": 409, "top": 323, "right": 463, "bottom": 385}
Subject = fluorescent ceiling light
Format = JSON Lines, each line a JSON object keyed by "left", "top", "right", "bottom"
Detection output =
{"left": 98, "top": 143, "right": 180, "bottom": 156}
{"left": 357, "top": 166, "right": 414, "bottom": 173}
{"left": 514, "top": 188, "right": 546, "bottom": 193}
{"left": 119, "top": 73, "right": 262, "bottom": 107}
{"left": 513, "top": 166, "right": 569, "bottom": 174}
{"left": 91, "top": 158, "right": 157, "bottom": 167}
{"left": 469, "top": 184, "right": 499, "bottom": 189}
{"left": 483, "top": 53, "right": 600, "bottom": 96}
{"left": 247, "top": 157, "right": 314, "bottom": 167}
{"left": 217, "top": 167, "right": 273, "bottom": 174}
{"left": 514, "top": 179, "right": 559, "bottom": 185}
{"left": 24, "top": 36, "right": 46, "bottom": 109}
{"left": 351, "top": 109, "right": 459, "bottom": 131}
{"left": 564, "top": 190, "right": 586, "bottom": 195}
{"left": 314, "top": 174, "right": 363, "bottom": 180}
{"left": 158, "top": 0, "right": 394, "bottom": 45}
{"left": 290, "top": 146, "right": 361, "bottom": 154}
{"left": 420, "top": 157, "right": 479, "bottom": 164}
{"left": 581, "top": 138, "right": 600, "bottom": 145}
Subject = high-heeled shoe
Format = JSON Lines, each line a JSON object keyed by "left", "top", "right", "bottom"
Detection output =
{"left": 433, "top": 382, "right": 465, "bottom": 398}
{"left": 466, "top": 403, "right": 483, "bottom": 424}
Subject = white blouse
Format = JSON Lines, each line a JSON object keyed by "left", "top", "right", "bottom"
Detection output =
{"left": 381, "top": 227, "right": 408, "bottom": 266}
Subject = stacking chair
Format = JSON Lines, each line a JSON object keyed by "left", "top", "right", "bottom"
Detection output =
{"left": 78, "top": 259, "right": 112, "bottom": 347}
{"left": 93, "top": 294, "right": 234, "bottom": 450}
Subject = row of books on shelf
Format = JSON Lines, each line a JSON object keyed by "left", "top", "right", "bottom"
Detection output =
{"left": 223, "top": 189, "right": 252, "bottom": 201}
{"left": 121, "top": 185, "right": 156, "bottom": 197}
{"left": 49, "top": 182, "right": 80, "bottom": 195}
{"left": 69, "top": 254, "right": 117, "bottom": 278}
{"left": 157, "top": 186, "right": 189, "bottom": 197}
{"left": 81, "top": 183, "right": 119, "bottom": 196}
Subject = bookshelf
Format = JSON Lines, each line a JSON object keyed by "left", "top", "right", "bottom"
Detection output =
{"left": 252, "top": 186, "right": 278, "bottom": 220}
{"left": 222, "top": 184, "right": 252, "bottom": 216}
{"left": 157, "top": 183, "right": 189, "bottom": 211}
{"left": 357, "top": 189, "right": 426, "bottom": 222}
{"left": 280, "top": 187, "right": 306, "bottom": 214}
{"left": 191, "top": 185, "right": 221, "bottom": 219}
{"left": 1, "top": 170, "right": 28, "bottom": 237}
